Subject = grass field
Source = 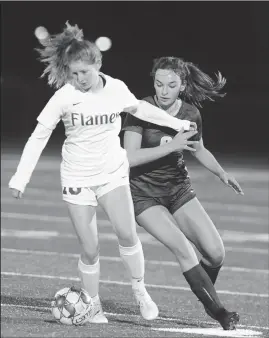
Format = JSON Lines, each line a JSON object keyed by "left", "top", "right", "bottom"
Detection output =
{"left": 1, "top": 144, "right": 268, "bottom": 337}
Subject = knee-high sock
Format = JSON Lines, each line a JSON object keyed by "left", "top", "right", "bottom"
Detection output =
{"left": 200, "top": 259, "right": 223, "bottom": 285}
{"left": 183, "top": 264, "right": 226, "bottom": 318}
{"left": 78, "top": 258, "right": 100, "bottom": 298}
{"left": 119, "top": 239, "right": 145, "bottom": 289}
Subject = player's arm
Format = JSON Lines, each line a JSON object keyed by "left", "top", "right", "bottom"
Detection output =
{"left": 123, "top": 115, "right": 198, "bottom": 168}
{"left": 9, "top": 94, "right": 62, "bottom": 197}
{"left": 9, "top": 122, "right": 54, "bottom": 197}
{"left": 119, "top": 80, "right": 196, "bottom": 132}
{"left": 192, "top": 138, "right": 244, "bottom": 195}
{"left": 124, "top": 102, "right": 197, "bottom": 132}
{"left": 191, "top": 137, "right": 226, "bottom": 176}
{"left": 124, "top": 131, "right": 170, "bottom": 167}
{"left": 190, "top": 110, "right": 226, "bottom": 177}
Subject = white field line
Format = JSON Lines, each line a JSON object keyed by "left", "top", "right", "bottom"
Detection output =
{"left": 151, "top": 327, "right": 265, "bottom": 336}
{"left": 1, "top": 303, "right": 268, "bottom": 331}
{"left": 1, "top": 209, "right": 268, "bottom": 253}
{"left": 1, "top": 271, "right": 268, "bottom": 298}
{"left": 2, "top": 227, "right": 269, "bottom": 247}
{"left": 1, "top": 212, "right": 109, "bottom": 227}
{"left": 217, "top": 215, "right": 268, "bottom": 225}
{"left": 1, "top": 228, "right": 154, "bottom": 243}
{"left": 1, "top": 211, "right": 269, "bottom": 244}
{"left": 2, "top": 248, "right": 268, "bottom": 275}
{"left": 2, "top": 160, "right": 269, "bottom": 181}
{"left": 2, "top": 197, "right": 268, "bottom": 215}
{"left": 224, "top": 247, "right": 268, "bottom": 255}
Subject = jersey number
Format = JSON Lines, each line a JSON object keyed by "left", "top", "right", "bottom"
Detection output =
{"left": 160, "top": 136, "right": 173, "bottom": 146}
{"left": 63, "top": 187, "right": 82, "bottom": 195}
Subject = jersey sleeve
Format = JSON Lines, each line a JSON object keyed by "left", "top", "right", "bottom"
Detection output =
{"left": 36, "top": 92, "right": 63, "bottom": 130}
{"left": 122, "top": 114, "right": 144, "bottom": 135}
{"left": 131, "top": 101, "right": 191, "bottom": 131}
{"left": 118, "top": 81, "right": 140, "bottom": 108}
{"left": 8, "top": 123, "right": 53, "bottom": 193}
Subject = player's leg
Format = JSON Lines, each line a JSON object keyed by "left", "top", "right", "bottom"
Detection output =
{"left": 97, "top": 179, "right": 159, "bottom": 320}
{"left": 136, "top": 204, "right": 239, "bottom": 330}
{"left": 172, "top": 196, "right": 225, "bottom": 285}
{"left": 136, "top": 204, "right": 199, "bottom": 270}
{"left": 63, "top": 187, "right": 107, "bottom": 323}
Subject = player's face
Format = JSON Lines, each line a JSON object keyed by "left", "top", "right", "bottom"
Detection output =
{"left": 69, "top": 60, "right": 101, "bottom": 92}
{"left": 154, "top": 69, "right": 185, "bottom": 108}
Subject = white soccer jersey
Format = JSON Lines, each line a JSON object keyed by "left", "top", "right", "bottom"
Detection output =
{"left": 37, "top": 74, "right": 138, "bottom": 187}
{"left": 9, "top": 73, "right": 192, "bottom": 193}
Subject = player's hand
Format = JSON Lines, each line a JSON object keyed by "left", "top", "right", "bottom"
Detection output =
{"left": 170, "top": 128, "right": 199, "bottom": 152}
{"left": 11, "top": 188, "right": 23, "bottom": 199}
{"left": 219, "top": 172, "right": 244, "bottom": 195}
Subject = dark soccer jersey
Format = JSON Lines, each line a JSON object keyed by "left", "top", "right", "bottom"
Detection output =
{"left": 122, "top": 96, "right": 202, "bottom": 197}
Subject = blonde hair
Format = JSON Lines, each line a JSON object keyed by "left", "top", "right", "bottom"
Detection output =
{"left": 36, "top": 22, "right": 102, "bottom": 89}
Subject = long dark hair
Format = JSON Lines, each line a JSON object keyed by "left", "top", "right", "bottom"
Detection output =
{"left": 151, "top": 56, "right": 226, "bottom": 107}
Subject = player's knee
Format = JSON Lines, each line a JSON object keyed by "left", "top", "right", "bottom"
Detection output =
{"left": 116, "top": 230, "right": 138, "bottom": 247}
{"left": 207, "top": 245, "right": 225, "bottom": 267}
{"left": 81, "top": 246, "right": 100, "bottom": 265}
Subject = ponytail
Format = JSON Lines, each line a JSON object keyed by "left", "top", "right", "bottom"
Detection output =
{"left": 151, "top": 57, "right": 226, "bottom": 108}
{"left": 182, "top": 62, "right": 226, "bottom": 107}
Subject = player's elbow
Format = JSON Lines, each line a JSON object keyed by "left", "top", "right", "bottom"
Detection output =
{"left": 191, "top": 143, "right": 205, "bottom": 157}
{"left": 125, "top": 150, "right": 137, "bottom": 168}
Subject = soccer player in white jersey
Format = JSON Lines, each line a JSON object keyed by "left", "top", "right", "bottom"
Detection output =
{"left": 9, "top": 22, "right": 198, "bottom": 324}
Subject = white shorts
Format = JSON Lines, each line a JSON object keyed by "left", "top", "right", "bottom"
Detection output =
{"left": 62, "top": 175, "right": 129, "bottom": 206}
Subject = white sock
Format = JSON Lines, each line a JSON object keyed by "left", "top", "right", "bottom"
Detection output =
{"left": 78, "top": 257, "right": 100, "bottom": 298}
{"left": 92, "top": 294, "right": 100, "bottom": 305}
{"left": 119, "top": 239, "right": 145, "bottom": 290}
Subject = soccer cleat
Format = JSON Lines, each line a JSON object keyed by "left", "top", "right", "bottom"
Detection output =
{"left": 197, "top": 297, "right": 217, "bottom": 320}
{"left": 216, "top": 310, "right": 240, "bottom": 330}
{"left": 133, "top": 287, "right": 159, "bottom": 320}
{"left": 201, "top": 302, "right": 239, "bottom": 330}
{"left": 203, "top": 305, "right": 217, "bottom": 320}
{"left": 87, "top": 297, "right": 108, "bottom": 324}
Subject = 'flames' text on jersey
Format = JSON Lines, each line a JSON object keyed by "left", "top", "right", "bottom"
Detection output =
{"left": 122, "top": 96, "right": 202, "bottom": 197}
{"left": 37, "top": 74, "right": 139, "bottom": 187}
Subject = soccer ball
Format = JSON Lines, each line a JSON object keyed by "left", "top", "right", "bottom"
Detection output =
{"left": 51, "top": 286, "right": 93, "bottom": 325}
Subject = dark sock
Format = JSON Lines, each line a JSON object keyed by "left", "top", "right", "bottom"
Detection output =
{"left": 183, "top": 264, "right": 226, "bottom": 318}
{"left": 200, "top": 259, "right": 223, "bottom": 285}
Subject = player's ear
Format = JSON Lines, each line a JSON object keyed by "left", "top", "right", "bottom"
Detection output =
{"left": 180, "top": 81, "right": 186, "bottom": 93}
{"left": 95, "top": 60, "right": 102, "bottom": 71}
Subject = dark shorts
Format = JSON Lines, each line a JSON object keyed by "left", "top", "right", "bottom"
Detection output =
{"left": 131, "top": 183, "right": 196, "bottom": 217}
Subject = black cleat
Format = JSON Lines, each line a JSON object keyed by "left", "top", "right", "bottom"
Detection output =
{"left": 204, "top": 305, "right": 217, "bottom": 320}
{"left": 199, "top": 301, "right": 240, "bottom": 330}
{"left": 216, "top": 310, "right": 240, "bottom": 330}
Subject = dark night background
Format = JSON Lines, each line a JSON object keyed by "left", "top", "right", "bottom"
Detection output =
{"left": 1, "top": 1, "right": 269, "bottom": 155}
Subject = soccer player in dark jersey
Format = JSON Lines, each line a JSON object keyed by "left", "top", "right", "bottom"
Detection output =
{"left": 122, "top": 56, "right": 244, "bottom": 330}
